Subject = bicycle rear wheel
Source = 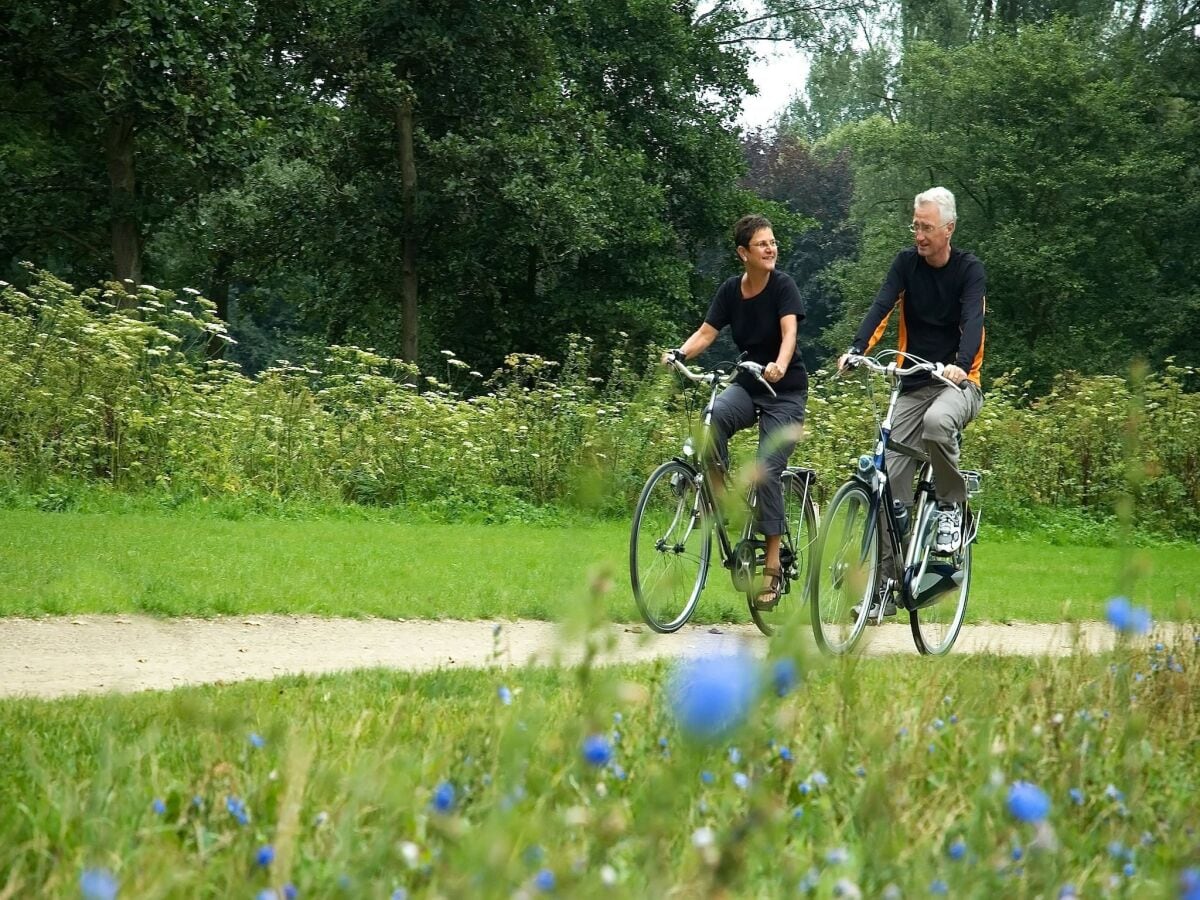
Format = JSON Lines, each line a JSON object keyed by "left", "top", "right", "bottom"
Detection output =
{"left": 908, "top": 505, "right": 972, "bottom": 655}
{"left": 750, "top": 471, "right": 817, "bottom": 636}
{"left": 809, "top": 480, "right": 876, "bottom": 655}
{"left": 630, "top": 461, "right": 711, "bottom": 633}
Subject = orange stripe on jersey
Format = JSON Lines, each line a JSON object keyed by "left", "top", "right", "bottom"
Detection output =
{"left": 864, "top": 290, "right": 903, "bottom": 355}
{"left": 896, "top": 295, "right": 907, "bottom": 367}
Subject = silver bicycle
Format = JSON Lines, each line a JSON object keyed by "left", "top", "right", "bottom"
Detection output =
{"left": 630, "top": 357, "right": 818, "bottom": 636}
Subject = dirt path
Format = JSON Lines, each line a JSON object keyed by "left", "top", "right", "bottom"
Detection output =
{"left": 2, "top": 616, "right": 1190, "bottom": 700}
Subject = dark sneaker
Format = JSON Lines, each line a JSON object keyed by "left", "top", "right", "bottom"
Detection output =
{"left": 934, "top": 503, "right": 963, "bottom": 554}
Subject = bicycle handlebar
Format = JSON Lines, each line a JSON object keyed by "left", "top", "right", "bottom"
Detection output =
{"left": 841, "top": 352, "right": 963, "bottom": 391}
{"left": 668, "top": 356, "right": 778, "bottom": 398}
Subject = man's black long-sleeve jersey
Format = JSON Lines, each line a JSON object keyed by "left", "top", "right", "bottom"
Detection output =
{"left": 851, "top": 246, "right": 986, "bottom": 391}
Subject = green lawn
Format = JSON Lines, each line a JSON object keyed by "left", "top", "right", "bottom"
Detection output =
{"left": 1, "top": 644, "right": 1196, "bottom": 897}
{"left": 0, "top": 509, "right": 1196, "bottom": 622}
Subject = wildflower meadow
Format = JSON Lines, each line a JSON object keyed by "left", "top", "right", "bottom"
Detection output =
{"left": 1, "top": 608, "right": 1196, "bottom": 897}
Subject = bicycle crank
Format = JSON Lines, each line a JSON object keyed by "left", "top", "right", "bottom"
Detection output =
{"left": 730, "top": 539, "right": 763, "bottom": 593}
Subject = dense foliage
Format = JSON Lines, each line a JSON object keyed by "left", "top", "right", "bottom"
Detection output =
{"left": 4, "top": 272, "right": 1198, "bottom": 537}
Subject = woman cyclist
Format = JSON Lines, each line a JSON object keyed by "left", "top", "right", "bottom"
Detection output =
{"left": 662, "top": 214, "right": 807, "bottom": 609}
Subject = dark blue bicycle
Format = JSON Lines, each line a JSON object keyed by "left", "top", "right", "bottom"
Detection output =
{"left": 809, "top": 350, "right": 981, "bottom": 655}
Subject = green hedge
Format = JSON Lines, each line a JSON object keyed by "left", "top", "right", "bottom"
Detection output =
{"left": 2, "top": 270, "right": 1197, "bottom": 536}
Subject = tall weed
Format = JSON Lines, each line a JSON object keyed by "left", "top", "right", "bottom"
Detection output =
{"left": 1, "top": 270, "right": 1197, "bottom": 537}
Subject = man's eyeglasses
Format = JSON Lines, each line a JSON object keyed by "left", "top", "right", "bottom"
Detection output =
{"left": 749, "top": 239, "right": 778, "bottom": 249}
{"left": 909, "top": 222, "right": 948, "bottom": 235}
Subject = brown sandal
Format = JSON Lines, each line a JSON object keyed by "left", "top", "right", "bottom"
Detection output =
{"left": 753, "top": 566, "right": 784, "bottom": 610}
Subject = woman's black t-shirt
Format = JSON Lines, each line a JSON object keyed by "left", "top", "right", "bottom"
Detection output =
{"left": 704, "top": 270, "right": 807, "bottom": 396}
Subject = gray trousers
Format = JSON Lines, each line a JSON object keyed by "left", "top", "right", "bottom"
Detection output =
{"left": 881, "top": 381, "right": 983, "bottom": 578}
{"left": 709, "top": 384, "right": 807, "bottom": 536}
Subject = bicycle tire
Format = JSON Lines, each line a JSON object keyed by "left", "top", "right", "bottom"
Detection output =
{"left": 630, "top": 460, "right": 711, "bottom": 633}
{"left": 809, "top": 480, "right": 876, "bottom": 655}
{"left": 909, "top": 505, "right": 972, "bottom": 655}
{"left": 750, "top": 471, "right": 818, "bottom": 636}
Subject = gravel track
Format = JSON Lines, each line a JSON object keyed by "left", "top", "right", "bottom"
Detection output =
{"left": 2, "top": 616, "right": 1189, "bottom": 700}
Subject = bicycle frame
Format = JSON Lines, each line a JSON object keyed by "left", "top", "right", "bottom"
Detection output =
{"left": 845, "top": 352, "right": 979, "bottom": 611}
{"left": 669, "top": 358, "right": 815, "bottom": 593}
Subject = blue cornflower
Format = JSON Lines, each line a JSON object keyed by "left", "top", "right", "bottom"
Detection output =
{"left": 226, "top": 795, "right": 250, "bottom": 825}
{"left": 798, "top": 782, "right": 811, "bottom": 796}
{"left": 284, "top": 885, "right": 298, "bottom": 900}
{"left": 658, "top": 736, "right": 669, "bottom": 749}
{"left": 249, "top": 732, "right": 266, "bottom": 749}
{"left": 1058, "top": 885, "right": 1079, "bottom": 899}
{"left": 772, "top": 658, "right": 799, "bottom": 696}
{"left": 729, "top": 747, "right": 741, "bottom": 764}
{"left": 534, "top": 868, "right": 556, "bottom": 892}
{"left": 611, "top": 764, "right": 627, "bottom": 781}
{"left": 811, "top": 770, "right": 829, "bottom": 788}
{"left": 1107, "top": 841, "right": 1128, "bottom": 860}
{"left": 80, "top": 868, "right": 118, "bottom": 900}
{"left": 1180, "top": 868, "right": 1200, "bottom": 900}
{"left": 733, "top": 772, "right": 750, "bottom": 790}
{"left": 391, "top": 890, "right": 408, "bottom": 900}
{"left": 257, "top": 891, "right": 279, "bottom": 900}
{"left": 792, "top": 806, "right": 804, "bottom": 820}
{"left": 256, "top": 845, "right": 275, "bottom": 867}
{"left": 497, "top": 685, "right": 513, "bottom": 705}
{"left": 1011, "top": 845, "right": 1024, "bottom": 862}
{"left": 1104, "top": 783, "right": 1125, "bottom": 802}
{"left": 950, "top": 714, "right": 959, "bottom": 725}
{"left": 1007, "top": 781, "right": 1051, "bottom": 823}
{"left": 700, "top": 770, "right": 714, "bottom": 785}
{"left": 1123, "top": 862, "right": 1136, "bottom": 877}
{"left": 779, "top": 746, "right": 793, "bottom": 763}
{"left": 930, "top": 878, "right": 949, "bottom": 895}
{"left": 933, "top": 718, "right": 945, "bottom": 730}
{"left": 151, "top": 798, "right": 166, "bottom": 815}
{"left": 582, "top": 734, "right": 612, "bottom": 767}
{"left": 947, "top": 838, "right": 967, "bottom": 860}
{"left": 667, "top": 651, "right": 759, "bottom": 741}
{"left": 826, "top": 847, "right": 849, "bottom": 865}
{"left": 1068, "top": 788, "right": 1084, "bottom": 806}
{"left": 855, "top": 765, "right": 867, "bottom": 778}
{"left": 1105, "top": 596, "right": 1152, "bottom": 635}
{"left": 431, "top": 781, "right": 455, "bottom": 813}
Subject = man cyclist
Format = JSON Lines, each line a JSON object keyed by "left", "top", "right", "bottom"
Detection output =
{"left": 838, "top": 187, "right": 985, "bottom": 620}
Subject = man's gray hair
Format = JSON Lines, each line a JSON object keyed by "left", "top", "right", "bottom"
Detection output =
{"left": 914, "top": 187, "right": 957, "bottom": 225}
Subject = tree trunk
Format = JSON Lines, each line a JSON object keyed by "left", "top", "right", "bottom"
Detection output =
{"left": 207, "top": 250, "right": 234, "bottom": 359}
{"left": 104, "top": 113, "right": 141, "bottom": 299}
{"left": 396, "top": 97, "right": 418, "bottom": 364}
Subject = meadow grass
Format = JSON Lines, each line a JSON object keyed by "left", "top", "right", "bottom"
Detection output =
{"left": 0, "top": 630, "right": 1196, "bottom": 898}
{"left": 1, "top": 508, "right": 1197, "bottom": 624}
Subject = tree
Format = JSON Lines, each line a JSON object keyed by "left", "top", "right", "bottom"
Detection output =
{"left": 822, "top": 24, "right": 1200, "bottom": 386}
{"left": 0, "top": 1, "right": 289, "bottom": 292}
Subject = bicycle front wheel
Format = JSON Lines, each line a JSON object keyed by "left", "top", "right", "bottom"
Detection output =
{"left": 909, "top": 506, "right": 972, "bottom": 655}
{"left": 750, "top": 471, "right": 818, "bottom": 636}
{"left": 810, "top": 480, "right": 876, "bottom": 655}
{"left": 630, "top": 461, "right": 711, "bottom": 633}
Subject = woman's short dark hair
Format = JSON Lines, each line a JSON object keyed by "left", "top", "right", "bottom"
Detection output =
{"left": 734, "top": 214, "right": 773, "bottom": 249}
